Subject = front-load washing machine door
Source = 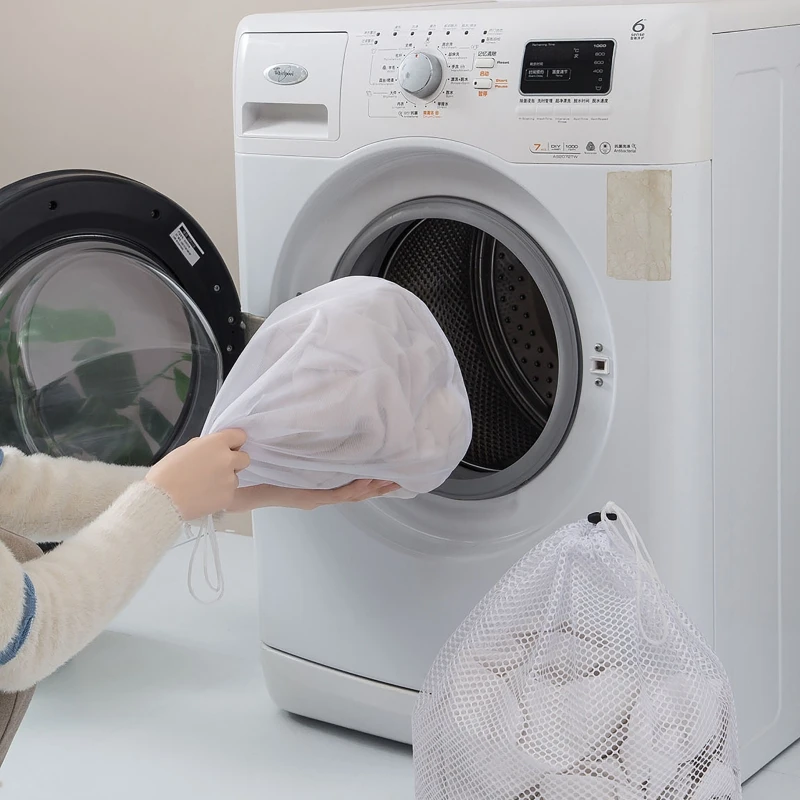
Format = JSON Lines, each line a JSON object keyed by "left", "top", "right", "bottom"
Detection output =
{"left": 0, "top": 171, "right": 243, "bottom": 466}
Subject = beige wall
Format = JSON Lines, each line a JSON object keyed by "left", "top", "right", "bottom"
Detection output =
{"left": 0, "top": 0, "right": 394, "bottom": 533}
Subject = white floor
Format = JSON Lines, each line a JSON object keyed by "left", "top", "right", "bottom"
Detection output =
{"left": 1, "top": 534, "right": 798, "bottom": 799}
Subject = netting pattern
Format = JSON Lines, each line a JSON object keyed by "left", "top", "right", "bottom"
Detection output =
{"left": 413, "top": 519, "right": 741, "bottom": 800}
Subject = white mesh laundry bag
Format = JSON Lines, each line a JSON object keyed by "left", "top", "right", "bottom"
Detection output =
{"left": 413, "top": 504, "right": 741, "bottom": 800}
{"left": 186, "top": 275, "right": 472, "bottom": 600}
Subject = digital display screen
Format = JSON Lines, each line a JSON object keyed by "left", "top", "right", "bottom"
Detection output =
{"left": 520, "top": 40, "right": 615, "bottom": 95}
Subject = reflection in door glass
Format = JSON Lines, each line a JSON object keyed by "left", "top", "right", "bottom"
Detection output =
{"left": 0, "top": 240, "right": 222, "bottom": 465}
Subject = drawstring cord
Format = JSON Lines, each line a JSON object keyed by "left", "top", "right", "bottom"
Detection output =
{"left": 185, "top": 516, "right": 225, "bottom": 604}
{"left": 600, "top": 502, "right": 670, "bottom": 647}
{"left": 177, "top": 500, "right": 663, "bottom": 616}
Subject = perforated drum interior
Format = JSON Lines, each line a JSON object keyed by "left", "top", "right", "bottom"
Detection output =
{"left": 336, "top": 199, "right": 580, "bottom": 501}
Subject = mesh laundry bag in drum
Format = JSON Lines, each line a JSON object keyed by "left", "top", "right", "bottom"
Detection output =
{"left": 186, "top": 276, "right": 472, "bottom": 600}
{"left": 413, "top": 504, "right": 741, "bottom": 800}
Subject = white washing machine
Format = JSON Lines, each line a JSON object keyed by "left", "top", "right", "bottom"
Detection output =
{"left": 233, "top": 0, "right": 800, "bottom": 779}
{"left": 2, "top": 0, "right": 792, "bottom": 783}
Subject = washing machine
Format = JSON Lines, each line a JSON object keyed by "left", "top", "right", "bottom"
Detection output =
{"left": 232, "top": 0, "right": 800, "bottom": 780}
{"left": 0, "top": 0, "right": 795, "bottom": 784}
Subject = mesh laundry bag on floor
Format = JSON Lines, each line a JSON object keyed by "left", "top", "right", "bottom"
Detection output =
{"left": 413, "top": 504, "right": 741, "bottom": 800}
{"left": 186, "top": 276, "right": 472, "bottom": 600}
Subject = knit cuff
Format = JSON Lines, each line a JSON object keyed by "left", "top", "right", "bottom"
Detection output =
{"left": 111, "top": 481, "right": 185, "bottom": 545}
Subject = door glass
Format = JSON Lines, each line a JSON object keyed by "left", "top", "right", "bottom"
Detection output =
{"left": 0, "top": 239, "right": 222, "bottom": 465}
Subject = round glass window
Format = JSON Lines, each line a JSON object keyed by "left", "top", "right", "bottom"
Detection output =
{"left": 337, "top": 199, "right": 581, "bottom": 500}
{"left": 0, "top": 239, "right": 223, "bottom": 465}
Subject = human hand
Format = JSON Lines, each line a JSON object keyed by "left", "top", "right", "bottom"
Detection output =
{"left": 225, "top": 479, "right": 400, "bottom": 513}
{"left": 145, "top": 430, "right": 250, "bottom": 520}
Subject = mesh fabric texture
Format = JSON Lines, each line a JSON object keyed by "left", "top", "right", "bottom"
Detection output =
{"left": 413, "top": 510, "right": 741, "bottom": 800}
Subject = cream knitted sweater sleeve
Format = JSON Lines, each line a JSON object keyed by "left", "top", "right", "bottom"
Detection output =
{"left": 0, "top": 450, "right": 184, "bottom": 691}
{"left": 0, "top": 447, "right": 148, "bottom": 542}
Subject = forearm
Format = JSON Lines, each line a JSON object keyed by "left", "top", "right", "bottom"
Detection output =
{"left": 0, "top": 448, "right": 147, "bottom": 541}
{"left": 0, "top": 481, "right": 182, "bottom": 691}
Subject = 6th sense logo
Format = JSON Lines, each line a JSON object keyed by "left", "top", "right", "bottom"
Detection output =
{"left": 631, "top": 19, "right": 646, "bottom": 40}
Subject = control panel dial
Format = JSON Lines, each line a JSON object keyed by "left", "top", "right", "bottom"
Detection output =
{"left": 398, "top": 51, "right": 444, "bottom": 99}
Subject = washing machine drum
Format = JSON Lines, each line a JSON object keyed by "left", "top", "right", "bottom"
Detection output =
{"left": 0, "top": 171, "right": 242, "bottom": 466}
{"left": 338, "top": 200, "right": 581, "bottom": 500}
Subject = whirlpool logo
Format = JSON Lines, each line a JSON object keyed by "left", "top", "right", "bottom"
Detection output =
{"left": 265, "top": 64, "right": 309, "bottom": 85}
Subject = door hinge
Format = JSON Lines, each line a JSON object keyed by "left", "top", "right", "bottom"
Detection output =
{"left": 241, "top": 312, "right": 265, "bottom": 343}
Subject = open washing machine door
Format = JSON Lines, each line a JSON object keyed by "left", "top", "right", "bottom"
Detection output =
{"left": 0, "top": 171, "right": 244, "bottom": 465}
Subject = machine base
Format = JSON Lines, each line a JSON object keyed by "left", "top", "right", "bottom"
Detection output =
{"left": 261, "top": 644, "right": 417, "bottom": 745}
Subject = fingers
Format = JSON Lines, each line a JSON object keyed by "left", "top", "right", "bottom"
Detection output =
{"left": 210, "top": 471, "right": 399, "bottom": 515}
{"left": 334, "top": 480, "right": 370, "bottom": 500}
{"left": 368, "top": 481, "right": 399, "bottom": 499}
{"left": 231, "top": 450, "right": 251, "bottom": 472}
{"left": 334, "top": 479, "right": 398, "bottom": 502}
{"left": 356, "top": 480, "right": 395, "bottom": 497}
{"left": 214, "top": 428, "right": 248, "bottom": 450}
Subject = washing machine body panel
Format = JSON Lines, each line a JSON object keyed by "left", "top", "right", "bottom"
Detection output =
{"left": 710, "top": 22, "right": 800, "bottom": 774}
{"left": 243, "top": 152, "right": 715, "bottom": 694}
{"left": 234, "top": 0, "right": 800, "bottom": 779}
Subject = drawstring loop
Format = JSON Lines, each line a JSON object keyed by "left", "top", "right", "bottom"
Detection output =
{"left": 600, "top": 502, "right": 670, "bottom": 647}
{"left": 186, "top": 516, "right": 225, "bottom": 604}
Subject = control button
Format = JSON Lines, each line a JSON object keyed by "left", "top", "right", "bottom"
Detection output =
{"left": 590, "top": 103, "right": 613, "bottom": 117}
{"left": 398, "top": 51, "right": 445, "bottom": 99}
{"left": 475, "top": 57, "right": 496, "bottom": 69}
{"left": 473, "top": 78, "right": 493, "bottom": 89}
{"left": 552, "top": 103, "right": 572, "bottom": 118}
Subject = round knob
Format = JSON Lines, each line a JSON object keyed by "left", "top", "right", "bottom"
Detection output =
{"left": 398, "top": 51, "right": 444, "bottom": 99}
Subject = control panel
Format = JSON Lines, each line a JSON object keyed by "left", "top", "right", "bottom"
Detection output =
{"left": 365, "top": 25, "right": 518, "bottom": 121}
{"left": 235, "top": 5, "right": 712, "bottom": 165}
{"left": 361, "top": 25, "right": 620, "bottom": 154}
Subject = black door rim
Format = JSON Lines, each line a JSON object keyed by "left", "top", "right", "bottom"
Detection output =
{"left": 0, "top": 170, "right": 243, "bottom": 371}
{"left": 0, "top": 170, "right": 242, "bottom": 463}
